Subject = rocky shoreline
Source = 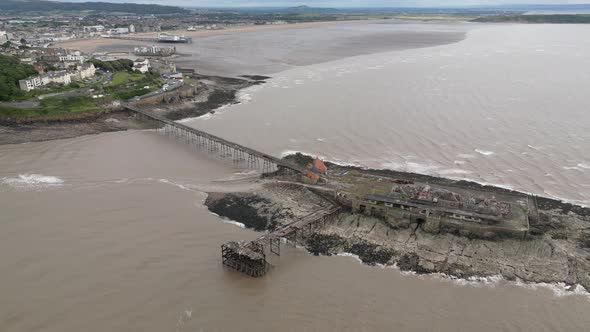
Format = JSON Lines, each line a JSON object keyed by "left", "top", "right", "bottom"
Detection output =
{"left": 204, "top": 161, "right": 590, "bottom": 291}
{"left": 0, "top": 73, "right": 266, "bottom": 145}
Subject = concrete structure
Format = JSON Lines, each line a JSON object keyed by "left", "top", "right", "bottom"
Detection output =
{"left": 342, "top": 181, "right": 532, "bottom": 239}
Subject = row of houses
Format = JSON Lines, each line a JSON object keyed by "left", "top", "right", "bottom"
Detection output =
{"left": 19, "top": 63, "right": 96, "bottom": 92}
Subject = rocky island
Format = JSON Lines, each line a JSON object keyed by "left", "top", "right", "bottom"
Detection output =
{"left": 206, "top": 153, "right": 590, "bottom": 290}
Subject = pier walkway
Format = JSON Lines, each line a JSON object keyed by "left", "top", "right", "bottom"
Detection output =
{"left": 222, "top": 205, "right": 341, "bottom": 277}
{"left": 125, "top": 105, "right": 336, "bottom": 277}
{"left": 126, "top": 105, "right": 306, "bottom": 174}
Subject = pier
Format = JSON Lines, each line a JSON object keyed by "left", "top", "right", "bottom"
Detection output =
{"left": 125, "top": 105, "right": 337, "bottom": 277}
{"left": 221, "top": 206, "right": 341, "bottom": 277}
{"left": 126, "top": 105, "right": 306, "bottom": 175}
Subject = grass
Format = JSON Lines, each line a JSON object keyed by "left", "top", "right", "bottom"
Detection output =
{"left": 108, "top": 71, "right": 146, "bottom": 87}
{"left": 105, "top": 71, "right": 163, "bottom": 100}
{"left": 0, "top": 96, "right": 100, "bottom": 117}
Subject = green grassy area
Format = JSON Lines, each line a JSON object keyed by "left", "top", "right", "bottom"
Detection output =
{"left": 108, "top": 72, "right": 146, "bottom": 87}
{"left": 0, "top": 96, "right": 100, "bottom": 117}
{"left": 104, "top": 71, "right": 163, "bottom": 100}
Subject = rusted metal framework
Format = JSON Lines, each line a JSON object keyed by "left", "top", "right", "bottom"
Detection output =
{"left": 126, "top": 106, "right": 306, "bottom": 175}
{"left": 221, "top": 241, "right": 269, "bottom": 277}
{"left": 221, "top": 207, "right": 341, "bottom": 277}
{"left": 161, "top": 124, "right": 278, "bottom": 173}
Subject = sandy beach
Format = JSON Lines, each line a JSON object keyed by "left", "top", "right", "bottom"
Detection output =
{"left": 56, "top": 20, "right": 356, "bottom": 53}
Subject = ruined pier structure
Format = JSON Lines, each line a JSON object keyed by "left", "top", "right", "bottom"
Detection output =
{"left": 221, "top": 206, "right": 341, "bottom": 277}
{"left": 125, "top": 106, "right": 336, "bottom": 277}
{"left": 126, "top": 106, "right": 306, "bottom": 174}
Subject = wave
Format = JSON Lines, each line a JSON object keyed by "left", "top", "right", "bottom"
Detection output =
{"left": 157, "top": 179, "right": 195, "bottom": 192}
{"left": 278, "top": 150, "right": 590, "bottom": 207}
{"left": 1, "top": 174, "right": 64, "bottom": 190}
{"left": 475, "top": 149, "right": 495, "bottom": 156}
{"left": 336, "top": 251, "right": 589, "bottom": 299}
{"left": 209, "top": 211, "right": 246, "bottom": 229}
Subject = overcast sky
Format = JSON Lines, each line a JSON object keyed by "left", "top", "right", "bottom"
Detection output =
{"left": 56, "top": 0, "right": 590, "bottom": 8}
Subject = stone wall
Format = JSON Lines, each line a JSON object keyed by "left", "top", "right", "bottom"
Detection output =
{"left": 131, "top": 83, "right": 198, "bottom": 107}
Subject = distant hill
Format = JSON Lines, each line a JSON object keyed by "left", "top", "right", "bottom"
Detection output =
{"left": 283, "top": 5, "right": 340, "bottom": 13}
{"left": 0, "top": 0, "right": 189, "bottom": 15}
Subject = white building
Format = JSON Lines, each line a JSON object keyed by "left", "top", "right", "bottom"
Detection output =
{"left": 0, "top": 31, "right": 8, "bottom": 42}
{"left": 19, "top": 76, "right": 42, "bottom": 92}
{"left": 18, "top": 64, "right": 96, "bottom": 92}
{"left": 58, "top": 54, "right": 85, "bottom": 63}
{"left": 83, "top": 25, "right": 105, "bottom": 33}
{"left": 109, "top": 27, "right": 130, "bottom": 35}
{"left": 76, "top": 63, "right": 96, "bottom": 80}
{"left": 132, "top": 59, "right": 150, "bottom": 73}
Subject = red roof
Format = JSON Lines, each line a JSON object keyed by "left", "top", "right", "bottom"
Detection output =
{"left": 303, "top": 170, "right": 320, "bottom": 181}
{"left": 313, "top": 158, "right": 328, "bottom": 172}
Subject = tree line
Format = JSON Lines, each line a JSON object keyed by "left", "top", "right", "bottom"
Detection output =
{"left": 0, "top": 55, "right": 38, "bottom": 101}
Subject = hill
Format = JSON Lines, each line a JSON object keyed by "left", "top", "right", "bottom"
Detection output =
{"left": 0, "top": 0, "right": 189, "bottom": 15}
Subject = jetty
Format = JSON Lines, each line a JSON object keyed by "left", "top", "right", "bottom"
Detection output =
{"left": 126, "top": 105, "right": 306, "bottom": 175}
{"left": 221, "top": 206, "right": 341, "bottom": 277}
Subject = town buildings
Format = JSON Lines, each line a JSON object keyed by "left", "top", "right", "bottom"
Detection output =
{"left": 18, "top": 63, "right": 96, "bottom": 91}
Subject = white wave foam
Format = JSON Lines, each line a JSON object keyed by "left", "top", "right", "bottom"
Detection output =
{"left": 1, "top": 174, "right": 64, "bottom": 190}
{"left": 578, "top": 163, "right": 590, "bottom": 170}
{"left": 334, "top": 252, "right": 589, "bottom": 299}
{"left": 514, "top": 279, "right": 590, "bottom": 299}
{"left": 227, "top": 170, "right": 259, "bottom": 180}
{"left": 221, "top": 218, "right": 246, "bottom": 229}
{"left": 336, "top": 252, "right": 363, "bottom": 264}
{"left": 207, "top": 211, "right": 246, "bottom": 228}
{"left": 457, "top": 153, "right": 476, "bottom": 159}
{"left": 157, "top": 179, "right": 194, "bottom": 192}
{"left": 475, "top": 149, "right": 495, "bottom": 156}
{"left": 563, "top": 166, "right": 581, "bottom": 171}
{"left": 439, "top": 169, "right": 472, "bottom": 175}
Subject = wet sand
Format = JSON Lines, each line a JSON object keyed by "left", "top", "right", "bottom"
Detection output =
{"left": 59, "top": 20, "right": 470, "bottom": 77}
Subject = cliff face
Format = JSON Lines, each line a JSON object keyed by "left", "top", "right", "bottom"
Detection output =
{"left": 205, "top": 181, "right": 590, "bottom": 290}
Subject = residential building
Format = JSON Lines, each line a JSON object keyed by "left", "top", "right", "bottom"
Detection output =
{"left": 19, "top": 76, "right": 42, "bottom": 92}
{"left": 58, "top": 54, "right": 84, "bottom": 63}
{"left": 132, "top": 59, "right": 150, "bottom": 73}
{"left": 18, "top": 64, "right": 95, "bottom": 91}
{"left": 0, "top": 31, "right": 8, "bottom": 42}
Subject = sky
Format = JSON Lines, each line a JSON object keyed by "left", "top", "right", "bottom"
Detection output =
{"left": 55, "top": 0, "right": 590, "bottom": 8}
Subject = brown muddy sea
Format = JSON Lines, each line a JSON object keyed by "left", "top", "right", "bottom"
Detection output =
{"left": 2, "top": 21, "right": 590, "bottom": 331}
